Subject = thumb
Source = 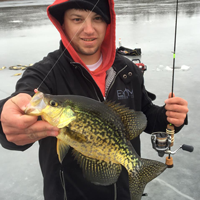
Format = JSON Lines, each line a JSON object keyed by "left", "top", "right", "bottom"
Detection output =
{"left": 11, "top": 93, "right": 32, "bottom": 112}
{"left": 12, "top": 94, "right": 39, "bottom": 126}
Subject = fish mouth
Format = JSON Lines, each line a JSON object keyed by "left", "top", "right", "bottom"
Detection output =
{"left": 25, "top": 91, "right": 46, "bottom": 116}
{"left": 25, "top": 104, "right": 42, "bottom": 115}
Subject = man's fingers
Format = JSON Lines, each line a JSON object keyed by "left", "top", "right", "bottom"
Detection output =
{"left": 165, "top": 104, "right": 189, "bottom": 114}
{"left": 164, "top": 95, "right": 188, "bottom": 127}
{"left": 166, "top": 110, "right": 186, "bottom": 119}
{"left": 25, "top": 120, "right": 59, "bottom": 137}
{"left": 5, "top": 121, "right": 59, "bottom": 145}
{"left": 3, "top": 114, "right": 38, "bottom": 131}
{"left": 166, "top": 117, "right": 184, "bottom": 127}
{"left": 165, "top": 97, "right": 188, "bottom": 106}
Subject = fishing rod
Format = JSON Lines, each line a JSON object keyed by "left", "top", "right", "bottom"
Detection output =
{"left": 151, "top": 0, "right": 194, "bottom": 167}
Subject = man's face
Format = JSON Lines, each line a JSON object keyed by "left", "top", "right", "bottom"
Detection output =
{"left": 62, "top": 9, "right": 107, "bottom": 60}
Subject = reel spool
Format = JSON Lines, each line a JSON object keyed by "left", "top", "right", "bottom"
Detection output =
{"left": 151, "top": 132, "right": 171, "bottom": 157}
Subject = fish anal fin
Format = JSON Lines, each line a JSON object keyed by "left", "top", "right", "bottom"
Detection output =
{"left": 104, "top": 101, "right": 147, "bottom": 140}
{"left": 72, "top": 149, "right": 122, "bottom": 186}
{"left": 128, "top": 159, "right": 167, "bottom": 200}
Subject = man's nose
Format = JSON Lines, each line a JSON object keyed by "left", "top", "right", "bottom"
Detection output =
{"left": 83, "top": 20, "right": 95, "bottom": 34}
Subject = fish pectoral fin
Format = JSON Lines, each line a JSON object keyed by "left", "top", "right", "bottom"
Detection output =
{"left": 72, "top": 149, "right": 122, "bottom": 186}
{"left": 104, "top": 101, "right": 147, "bottom": 140}
{"left": 56, "top": 129, "right": 70, "bottom": 163}
{"left": 128, "top": 159, "right": 167, "bottom": 200}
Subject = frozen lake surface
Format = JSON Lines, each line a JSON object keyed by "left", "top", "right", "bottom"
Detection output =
{"left": 0, "top": 0, "right": 199, "bottom": 199}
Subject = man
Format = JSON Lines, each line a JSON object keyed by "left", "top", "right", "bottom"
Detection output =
{"left": 0, "top": 0, "right": 188, "bottom": 200}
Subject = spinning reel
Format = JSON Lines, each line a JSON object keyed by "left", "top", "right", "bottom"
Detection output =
{"left": 151, "top": 124, "right": 194, "bottom": 168}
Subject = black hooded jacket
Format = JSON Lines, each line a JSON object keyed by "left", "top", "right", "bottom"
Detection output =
{"left": 0, "top": 43, "right": 175, "bottom": 200}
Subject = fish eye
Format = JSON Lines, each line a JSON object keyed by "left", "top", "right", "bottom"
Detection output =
{"left": 49, "top": 100, "right": 58, "bottom": 107}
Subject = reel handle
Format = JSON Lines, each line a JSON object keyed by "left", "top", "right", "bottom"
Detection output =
{"left": 181, "top": 144, "right": 194, "bottom": 152}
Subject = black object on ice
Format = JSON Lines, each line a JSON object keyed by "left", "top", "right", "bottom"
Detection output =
{"left": 117, "top": 46, "right": 141, "bottom": 56}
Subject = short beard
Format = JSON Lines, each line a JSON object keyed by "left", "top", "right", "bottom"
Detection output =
{"left": 75, "top": 46, "right": 100, "bottom": 56}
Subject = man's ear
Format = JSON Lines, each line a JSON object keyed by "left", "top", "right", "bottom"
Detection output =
{"left": 62, "top": 24, "right": 65, "bottom": 32}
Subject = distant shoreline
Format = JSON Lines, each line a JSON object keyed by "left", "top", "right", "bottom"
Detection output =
{"left": 0, "top": 0, "right": 17, "bottom": 1}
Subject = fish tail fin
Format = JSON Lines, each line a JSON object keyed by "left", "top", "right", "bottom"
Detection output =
{"left": 128, "top": 159, "right": 167, "bottom": 200}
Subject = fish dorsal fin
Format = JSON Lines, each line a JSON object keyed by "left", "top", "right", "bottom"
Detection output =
{"left": 56, "top": 128, "right": 70, "bottom": 163}
{"left": 104, "top": 101, "right": 147, "bottom": 140}
{"left": 72, "top": 149, "right": 122, "bottom": 186}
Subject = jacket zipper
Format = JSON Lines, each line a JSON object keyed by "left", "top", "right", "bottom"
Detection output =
{"left": 60, "top": 169, "right": 67, "bottom": 200}
{"left": 105, "top": 65, "right": 128, "bottom": 200}
{"left": 105, "top": 65, "right": 128, "bottom": 99}
{"left": 71, "top": 62, "right": 104, "bottom": 102}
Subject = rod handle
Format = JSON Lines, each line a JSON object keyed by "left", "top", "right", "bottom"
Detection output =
{"left": 166, "top": 156, "right": 173, "bottom": 168}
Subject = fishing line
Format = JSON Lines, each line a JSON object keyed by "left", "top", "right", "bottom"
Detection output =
{"left": 36, "top": 0, "right": 100, "bottom": 92}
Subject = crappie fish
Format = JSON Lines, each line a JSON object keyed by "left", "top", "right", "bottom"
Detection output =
{"left": 25, "top": 91, "right": 167, "bottom": 200}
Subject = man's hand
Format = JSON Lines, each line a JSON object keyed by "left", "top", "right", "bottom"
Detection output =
{"left": 0, "top": 93, "right": 59, "bottom": 146}
{"left": 165, "top": 93, "right": 188, "bottom": 127}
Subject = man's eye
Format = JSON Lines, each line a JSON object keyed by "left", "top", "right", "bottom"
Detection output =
{"left": 73, "top": 18, "right": 82, "bottom": 22}
{"left": 94, "top": 16, "right": 103, "bottom": 21}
